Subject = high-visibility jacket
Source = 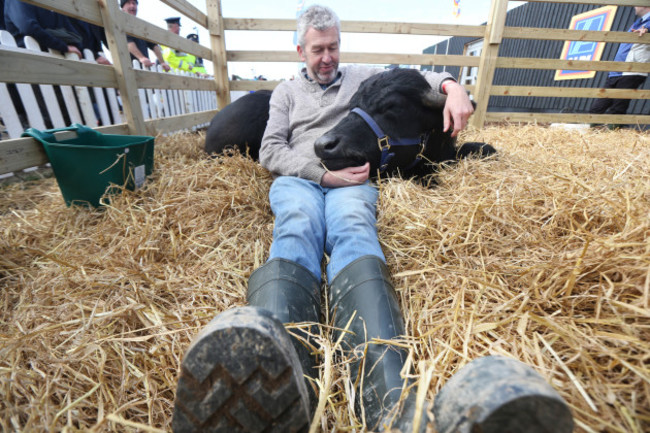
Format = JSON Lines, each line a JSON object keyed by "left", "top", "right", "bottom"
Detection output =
{"left": 186, "top": 53, "right": 207, "bottom": 75}
{"left": 192, "top": 63, "right": 207, "bottom": 75}
{"left": 161, "top": 45, "right": 194, "bottom": 72}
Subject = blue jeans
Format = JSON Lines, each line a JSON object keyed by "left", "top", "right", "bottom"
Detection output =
{"left": 268, "top": 176, "right": 385, "bottom": 284}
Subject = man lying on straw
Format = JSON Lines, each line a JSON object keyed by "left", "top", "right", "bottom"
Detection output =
{"left": 170, "top": 5, "right": 573, "bottom": 433}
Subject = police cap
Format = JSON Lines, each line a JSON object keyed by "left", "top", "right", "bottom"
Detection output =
{"left": 165, "top": 17, "right": 181, "bottom": 26}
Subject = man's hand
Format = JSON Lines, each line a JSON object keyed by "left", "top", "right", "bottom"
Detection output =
{"left": 67, "top": 45, "right": 82, "bottom": 58}
{"left": 633, "top": 26, "right": 648, "bottom": 36}
{"left": 442, "top": 81, "right": 474, "bottom": 137}
{"left": 161, "top": 62, "right": 171, "bottom": 72}
{"left": 140, "top": 57, "right": 154, "bottom": 68}
{"left": 321, "top": 162, "right": 370, "bottom": 187}
{"left": 96, "top": 55, "right": 112, "bottom": 65}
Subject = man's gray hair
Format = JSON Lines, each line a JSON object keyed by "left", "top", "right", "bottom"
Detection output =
{"left": 296, "top": 5, "right": 340, "bottom": 47}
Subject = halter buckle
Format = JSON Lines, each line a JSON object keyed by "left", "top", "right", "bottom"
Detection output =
{"left": 378, "top": 136, "right": 391, "bottom": 151}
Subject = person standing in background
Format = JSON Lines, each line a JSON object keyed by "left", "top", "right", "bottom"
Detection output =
{"left": 4, "top": 0, "right": 92, "bottom": 128}
{"left": 71, "top": 19, "right": 111, "bottom": 65}
{"left": 589, "top": 6, "right": 650, "bottom": 117}
{"left": 161, "top": 17, "right": 195, "bottom": 73}
{"left": 120, "top": 0, "right": 170, "bottom": 71}
{"left": 4, "top": 0, "right": 83, "bottom": 57}
{"left": 184, "top": 33, "right": 207, "bottom": 76}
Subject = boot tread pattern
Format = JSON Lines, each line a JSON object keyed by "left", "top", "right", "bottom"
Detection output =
{"left": 172, "top": 315, "right": 310, "bottom": 432}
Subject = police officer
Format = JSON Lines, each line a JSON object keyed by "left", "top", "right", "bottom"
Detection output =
{"left": 185, "top": 33, "right": 207, "bottom": 76}
{"left": 161, "top": 17, "right": 194, "bottom": 72}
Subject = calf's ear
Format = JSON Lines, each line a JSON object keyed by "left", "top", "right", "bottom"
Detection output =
{"left": 422, "top": 90, "right": 447, "bottom": 109}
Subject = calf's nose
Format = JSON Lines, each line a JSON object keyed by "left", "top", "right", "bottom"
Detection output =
{"left": 314, "top": 134, "right": 340, "bottom": 158}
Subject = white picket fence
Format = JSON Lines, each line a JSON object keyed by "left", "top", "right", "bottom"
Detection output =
{"left": 0, "top": 30, "right": 216, "bottom": 140}
{"left": 0, "top": 30, "right": 217, "bottom": 180}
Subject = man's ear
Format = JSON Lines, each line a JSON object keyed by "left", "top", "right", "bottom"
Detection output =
{"left": 297, "top": 44, "right": 305, "bottom": 62}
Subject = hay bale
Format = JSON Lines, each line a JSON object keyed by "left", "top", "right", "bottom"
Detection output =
{"left": 0, "top": 125, "right": 648, "bottom": 432}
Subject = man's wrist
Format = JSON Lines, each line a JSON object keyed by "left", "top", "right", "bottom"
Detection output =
{"left": 441, "top": 79, "right": 458, "bottom": 95}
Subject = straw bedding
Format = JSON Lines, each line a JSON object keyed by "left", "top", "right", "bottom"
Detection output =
{"left": 1, "top": 124, "right": 648, "bottom": 432}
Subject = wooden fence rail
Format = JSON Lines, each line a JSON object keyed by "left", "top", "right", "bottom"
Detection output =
{"left": 1, "top": 0, "right": 649, "bottom": 178}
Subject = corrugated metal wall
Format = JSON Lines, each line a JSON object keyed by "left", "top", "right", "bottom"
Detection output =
{"left": 423, "top": 3, "right": 650, "bottom": 116}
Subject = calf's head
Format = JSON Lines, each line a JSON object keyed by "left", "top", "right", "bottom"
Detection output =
{"left": 314, "top": 68, "right": 448, "bottom": 174}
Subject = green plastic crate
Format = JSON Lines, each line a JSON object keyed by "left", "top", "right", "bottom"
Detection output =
{"left": 23, "top": 124, "right": 154, "bottom": 207}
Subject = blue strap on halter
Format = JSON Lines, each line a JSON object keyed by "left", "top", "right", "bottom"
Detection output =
{"left": 351, "top": 107, "right": 428, "bottom": 172}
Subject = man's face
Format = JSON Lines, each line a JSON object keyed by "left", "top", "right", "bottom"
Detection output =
{"left": 122, "top": 0, "right": 138, "bottom": 16}
{"left": 168, "top": 23, "right": 180, "bottom": 35}
{"left": 635, "top": 7, "right": 650, "bottom": 16}
{"left": 297, "top": 26, "right": 340, "bottom": 84}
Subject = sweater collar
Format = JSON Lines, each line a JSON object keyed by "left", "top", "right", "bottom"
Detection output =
{"left": 301, "top": 67, "right": 343, "bottom": 90}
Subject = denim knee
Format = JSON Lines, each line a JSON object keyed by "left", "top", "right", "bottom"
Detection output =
{"left": 324, "top": 183, "right": 385, "bottom": 280}
{"left": 268, "top": 177, "right": 326, "bottom": 280}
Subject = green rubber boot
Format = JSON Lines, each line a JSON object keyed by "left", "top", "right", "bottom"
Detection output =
{"left": 433, "top": 356, "right": 574, "bottom": 433}
{"left": 172, "top": 259, "right": 321, "bottom": 432}
{"left": 329, "top": 255, "right": 429, "bottom": 432}
{"left": 247, "top": 258, "right": 322, "bottom": 403}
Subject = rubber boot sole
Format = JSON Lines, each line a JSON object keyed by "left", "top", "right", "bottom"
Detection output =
{"left": 172, "top": 306, "right": 311, "bottom": 433}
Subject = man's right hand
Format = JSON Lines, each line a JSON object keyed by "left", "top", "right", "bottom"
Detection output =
{"left": 320, "top": 162, "right": 370, "bottom": 187}
{"left": 140, "top": 57, "right": 154, "bottom": 67}
{"left": 442, "top": 81, "right": 474, "bottom": 137}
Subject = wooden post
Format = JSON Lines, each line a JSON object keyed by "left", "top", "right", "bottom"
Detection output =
{"left": 470, "top": 0, "right": 508, "bottom": 129}
{"left": 97, "top": 0, "right": 147, "bottom": 135}
{"left": 207, "top": 0, "right": 231, "bottom": 109}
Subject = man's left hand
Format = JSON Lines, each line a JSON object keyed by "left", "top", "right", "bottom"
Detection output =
{"left": 321, "top": 162, "right": 370, "bottom": 188}
{"left": 442, "top": 81, "right": 474, "bottom": 137}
